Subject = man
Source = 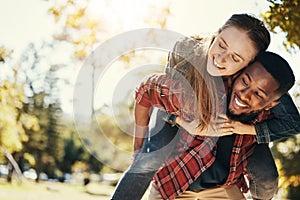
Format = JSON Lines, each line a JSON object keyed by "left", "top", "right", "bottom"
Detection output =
{"left": 111, "top": 50, "right": 299, "bottom": 200}
{"left": 148, "top": 51, "right": 296, "bottom": 199}
{"left": 113, "top": 32, "right": 299, "bottom": 200}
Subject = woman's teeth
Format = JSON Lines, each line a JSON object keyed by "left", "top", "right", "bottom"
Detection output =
{"left": 214, "top": 60, "right": 225, "bottom": 69}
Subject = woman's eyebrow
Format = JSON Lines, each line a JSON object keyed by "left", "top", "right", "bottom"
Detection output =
{"left": 220, "top": 37, "right": 244, "bottom": 61}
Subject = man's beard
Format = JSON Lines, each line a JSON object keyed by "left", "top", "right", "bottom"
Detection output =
{"left": 226, "top": 89, "right": 260, "bottom": 124}
{"left": 226, "top": 107, "right": 259, "bottom": 124}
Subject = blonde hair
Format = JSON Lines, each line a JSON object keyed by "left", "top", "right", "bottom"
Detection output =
{"left": 166, "top": 14, "right": 270, "bottom": 131}
{"left": 166, "top": 36, "right": 222, "bottom": 131}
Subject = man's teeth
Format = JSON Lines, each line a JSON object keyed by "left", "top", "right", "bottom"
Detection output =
{"left": 235, "top": 97, "right": 247, "bottom": 107}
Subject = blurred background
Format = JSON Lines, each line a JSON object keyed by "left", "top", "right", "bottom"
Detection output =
{"left": 0, "top": 0, "right": 299, "bottom": 199}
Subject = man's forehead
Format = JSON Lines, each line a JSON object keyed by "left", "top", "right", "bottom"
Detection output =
{"left": 244, "top": 61, "right": 264, "bottom": 72}
{"left": 242, "top": 61, "right": 280, "bottom": 96}
{"left": 243, "top": 61, "right": 272, "bottom": 80}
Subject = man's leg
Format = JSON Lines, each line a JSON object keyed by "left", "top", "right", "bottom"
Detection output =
{"left": 247, "top": 143, "right": 279, "bottom": 200}
{"left": 111, "top": 109, "right": 180, "bottom": 200}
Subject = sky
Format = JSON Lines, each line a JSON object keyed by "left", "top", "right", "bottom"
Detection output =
{"left": 1, "top": 0, "right": 299, "bottom": 114}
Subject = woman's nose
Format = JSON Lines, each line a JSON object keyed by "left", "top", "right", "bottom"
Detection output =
{"left": 216, "top": 51, "right": 227, "bottom": 63}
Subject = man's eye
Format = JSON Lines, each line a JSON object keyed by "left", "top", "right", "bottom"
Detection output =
{"left": 242, "top": 78, "right": 248, "bottom": 86}
{"left": 255, "top": 92, "right": 263, "bottom": 99}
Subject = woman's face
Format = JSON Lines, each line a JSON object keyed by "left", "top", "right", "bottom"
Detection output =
{"left": 207, "top": 26, "right": 258, "bottom": 76}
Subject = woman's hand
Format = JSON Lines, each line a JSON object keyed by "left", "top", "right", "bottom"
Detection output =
{"left": 175, "top": 114, "right": 256, "bottom": 136}
{"left": 176, "top": 116, "right": 234, "bottom": 137}
{"left": 216, "top": 114, "right": 256, "bottom": 135}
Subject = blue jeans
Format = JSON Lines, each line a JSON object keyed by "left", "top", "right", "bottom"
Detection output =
{"left": 111, "top": 109, "right": 181, "bottom": 200}
{"left": 247, "top": 143, "right": 279, "bottom": 200}
{"left": 111, "top": 109, "right": 278, "bottom": 200}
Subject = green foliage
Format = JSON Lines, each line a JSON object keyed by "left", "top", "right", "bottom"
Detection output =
{"left": 0, "top": 79, "right": 39, "bottom": 157}
{"left": 49, "top": 0, "right": 100, "bottom": 60}
{"left": 49, "top": 0, "right": 171, "bottom": 60}
{"left": 0, "top": 0, "right": 172, "bottom": 183}
{"left": 75, "top": 111, "right": 133, "bottom": 172}
{"left": 262, "top": 0, "right": 300, "bottom": 51}
{"left": 271, "top": 136, "right": 300, "bottom": 198}
{"left": 263, "top": 2, "right": 300, "bottom": 197}
{"left": 57, "top": 127, "right": 103, "bottom": 174}
{"left": 270, "top": 83, "right": 300, "bottom": 198}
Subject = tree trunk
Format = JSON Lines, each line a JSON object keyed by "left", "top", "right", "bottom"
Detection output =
{"left": 0, "top": 146, "right": 23, "bottom": 184}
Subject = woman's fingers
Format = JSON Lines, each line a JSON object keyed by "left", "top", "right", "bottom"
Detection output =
{"left": 219, "top": 127, "right": 234, "bottom": 135}
{"left": 212, "top": 118, "right": 231, "bottom": 124}
{"left": 217, "top": 114, "right": 229, "bottom": 120}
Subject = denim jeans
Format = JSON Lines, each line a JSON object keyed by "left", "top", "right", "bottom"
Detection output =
{"left": 111, "top": 109, "right": 278, "bottom": 200}
{"left": 111, "top": 109, "right": 180, "bottom": 200}
{"left": 247, "top": 143, "right": 279, "bottom": 200}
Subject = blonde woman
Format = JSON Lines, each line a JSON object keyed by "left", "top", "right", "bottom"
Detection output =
{"left": 111, "top": 13, "right": 299, "bottom": 200}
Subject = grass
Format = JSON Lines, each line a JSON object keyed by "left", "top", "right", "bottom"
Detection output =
{"left": 0, "top": 178, "right": 116, "bottom": 200}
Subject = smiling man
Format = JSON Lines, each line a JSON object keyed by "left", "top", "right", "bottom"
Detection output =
{"left": 148, "top": 51, "right": 296, "bottom": 200}
{"left": 227, "top": 52, "right": 293, "bottom": 122}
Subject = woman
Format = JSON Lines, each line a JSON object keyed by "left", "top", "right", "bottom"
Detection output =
{"left": 111, "top": 13, "right": 299, "bottom": 200}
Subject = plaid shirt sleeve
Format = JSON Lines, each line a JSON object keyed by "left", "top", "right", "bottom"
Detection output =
{"left": 135, "top": 73, "right": 186, "bottom": 116}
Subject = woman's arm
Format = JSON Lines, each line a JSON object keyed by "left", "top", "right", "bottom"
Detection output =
{"left": 133, "top": 103, "right": 150, "bottom": 154}
{"left": 175, "top": 115, "right": 238, "bottom": 137}
{"left": 133, "top": 73, "right": 183, "bottom": 153}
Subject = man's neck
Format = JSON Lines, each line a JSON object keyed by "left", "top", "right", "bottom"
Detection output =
{"left": 226, "top": 110, "right": 259, "bottom": 124}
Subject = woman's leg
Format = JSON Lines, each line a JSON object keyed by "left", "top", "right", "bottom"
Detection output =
{"left": 247, "top": 143, "right": 279, "bottom": 200}
{"left": 111, "top": 109, "right": 180, "bottom": 200}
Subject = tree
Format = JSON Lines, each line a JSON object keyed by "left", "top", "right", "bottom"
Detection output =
{"left": 262, "top": 1, "right": 300, "bottom": 198}
{"left": 47, "top": 0, "right": 171, "bottom": 172}
{"left": 0, "top": 46, "right": 40, "bottom": 182}
{"left": 262, "top": 0, "right": 300, "bottom": 51}
{"left": 19, "top": 42, "right": 63, "bottom": 181}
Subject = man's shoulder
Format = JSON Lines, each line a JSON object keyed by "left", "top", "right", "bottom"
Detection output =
{"left": 254, "top": 110, "right": 273, "bottom": 123}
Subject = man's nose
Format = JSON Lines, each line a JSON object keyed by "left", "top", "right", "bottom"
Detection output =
{"left": 238, "top": 88, "right": 251, "bottom": 102}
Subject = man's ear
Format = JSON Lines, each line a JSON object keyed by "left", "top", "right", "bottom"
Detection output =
{"left": 265, "top": 100, "right": 280, "bottom": 110}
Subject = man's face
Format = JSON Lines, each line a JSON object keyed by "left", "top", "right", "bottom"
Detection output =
{"left": 228, "top": 61, "right": 281, "bottom": 116}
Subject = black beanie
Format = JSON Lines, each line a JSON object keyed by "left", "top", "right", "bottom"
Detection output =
{"left": 255, "top": 51, "right": 295, "bottom": 94}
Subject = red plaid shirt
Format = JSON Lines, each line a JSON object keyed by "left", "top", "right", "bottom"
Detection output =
{"left": 135, "top": 73, "right": 270, "bottom": 200}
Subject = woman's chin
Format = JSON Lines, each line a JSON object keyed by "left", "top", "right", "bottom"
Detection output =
{"left": 207, "top": 66, "right": 224, "bottom": 76}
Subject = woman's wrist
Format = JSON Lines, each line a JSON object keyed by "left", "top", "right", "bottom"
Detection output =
{"left": 163, "top": 113, "right": 179, "bottom": 127}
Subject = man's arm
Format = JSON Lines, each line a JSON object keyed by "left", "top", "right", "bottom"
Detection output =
{"left": 217, "top": 93, "right": 299, "bottom": 142}
{"left": 178, "top": 93, "right": 299, "bottom": 140}
{"left": 254, "top": 93, "right": 300, "bottom": 143}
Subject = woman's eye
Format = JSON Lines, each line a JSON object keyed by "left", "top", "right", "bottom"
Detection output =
{"left": 232, "top": 55, "right": 239, "bottom": 62}
{"left": 219, "top": 42, "right": 225, "bottom": 49}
